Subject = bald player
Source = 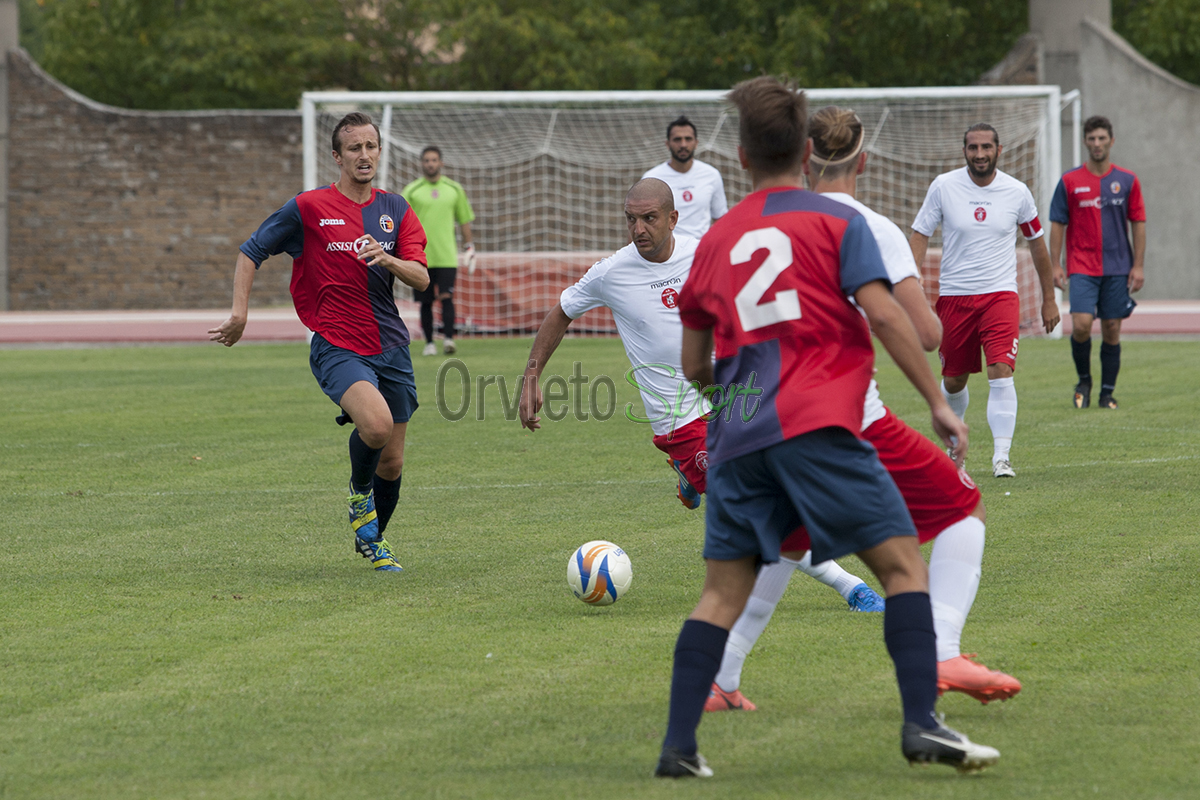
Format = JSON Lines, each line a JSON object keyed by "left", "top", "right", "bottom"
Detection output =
{"left": 520, "top": 178, "right": 885, "bottom": 613}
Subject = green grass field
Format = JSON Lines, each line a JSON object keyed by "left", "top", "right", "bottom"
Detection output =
{"left": 2, "top": 336, "right": 1197, "bottom": 799}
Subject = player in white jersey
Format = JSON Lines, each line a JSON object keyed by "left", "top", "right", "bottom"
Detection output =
{"left": 705, "top": 108, "right": 1021, "bottom": 714}
{"left": 909, "top": 123, "right": 1059, "bottom": 478}
{"left": 640, "top": 116, "right": 729, "bottom": 239}
{"left": 519, "top": 178, "right": 884, "bottom": 613}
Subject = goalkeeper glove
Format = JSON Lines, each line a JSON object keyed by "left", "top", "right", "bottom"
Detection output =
{"left": 463, "top": 243, "right": 477, "bottom": 275}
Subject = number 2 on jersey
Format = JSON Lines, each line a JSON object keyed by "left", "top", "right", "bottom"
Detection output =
{"left": 732, "top": 227, "right": 801, "bottom": 332}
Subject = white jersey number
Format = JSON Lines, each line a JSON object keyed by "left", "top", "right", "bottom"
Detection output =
{"left": 732, "top": 227, "right": 801, "bottom": 332}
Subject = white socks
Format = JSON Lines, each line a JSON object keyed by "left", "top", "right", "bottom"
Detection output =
{"left": 987, "top": 377, "right": 1017, "bottom": 463}
{"left": 942, "top": 380, "right": 969, "bottom": 420}
{"left": 929, "top": 515, "right": 986, "bottom": 662}
{"left": 795, "top": 550, "right": 867, "bottom": 601}
{"left": 715, "top": 558, "right": 797, "bottom": 692}
{"left": 714, "top": 553, "right": 871, "bottom": 692}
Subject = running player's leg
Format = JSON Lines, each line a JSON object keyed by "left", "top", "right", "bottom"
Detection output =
{"left": 935, "top": 295, "right": 983, "bottom": 423}
{"left": 416, "top": 280, "right": 437, "bottom": 354}
{"left": 652, "top": 418, "right": 708, "bottom": 509}
{"left": 1096, "top": 274, "right": 1136, "bottom": 408}
{"left": 437, "top": 267, "right": 458, "bottom": 353}
{"left": 979, "top": 292, "right": 1021, "bottom": 476}
{"left": 1069, "top": 274, "right": 1100, "bottom": 407}
{"left": 369, "top": 344, "right": 419, "bottom": 538}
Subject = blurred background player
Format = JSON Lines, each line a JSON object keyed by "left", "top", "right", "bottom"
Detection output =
{"left": 705, "top": 106, "right": 1019, "bottom": 716}
{"left": 402, "top": 145, "right": 476, "bottom": 356}
{"left": 909, "top": 123, "right": 1060, "bottom": 478}
{"left": 209, "top": 113, "right": 429, "bottom": 572}
{"left": 519, "top": 178, "right": 884, "bottom": 615}
{"left": 641, "top": 116, "right": 729, "bottom": 239}
{"left": 1050, "top": 115, "right": 1146, "bottom": 410}
{"left": 656, "top": 77, "right": 997, "bottom": 779}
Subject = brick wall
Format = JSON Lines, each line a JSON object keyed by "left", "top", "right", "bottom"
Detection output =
{"left": 6, "top": 50, "right": 300, "bottom": 310}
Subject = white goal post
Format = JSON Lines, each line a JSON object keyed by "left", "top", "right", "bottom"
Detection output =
{"left": 301, "top": 86, "right": 1068, "bottom": 336}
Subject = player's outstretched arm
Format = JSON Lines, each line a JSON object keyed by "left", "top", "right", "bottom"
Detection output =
{"left": 892, "top": 276, "right": 941, "bottom": 352}
{"left": 856, "top": 280, "right": 968, "bottom": 463}
{"left": 1028, "top": 236, "right": 1061, "bottom": 333}
{"left": 520, "top": 304, "right": 572, "bottom": 431}
{"left": 681, "top": 326, "right": 714, "bottom": 389}
{"left": 208, "top": 251, "right": 258, "bottom": 347}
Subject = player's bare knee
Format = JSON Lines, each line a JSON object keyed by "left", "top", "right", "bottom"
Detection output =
{"left": 970, "top": 501, "right": 986, "bottom": 524}
{"left": 357, "top": 421, "right": 392, "bottom": 450}
{"left": 943, "top": 374, "right": 969, "bottom": 393}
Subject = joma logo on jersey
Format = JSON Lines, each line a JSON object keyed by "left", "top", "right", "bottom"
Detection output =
{"left": 1073, "top": 186, "right": 1092, "bottom": 194}
{"left": 318, "top": 218, "right": 346, "bottom": 227}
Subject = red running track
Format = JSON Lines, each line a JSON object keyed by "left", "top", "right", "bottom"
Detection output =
{"left": 1, "top": 301, "right": 1198, "bottom": 345}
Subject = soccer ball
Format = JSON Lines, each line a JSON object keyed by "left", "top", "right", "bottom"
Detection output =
{"left": 567, "top": 541, "right": 633, "bottom": 606}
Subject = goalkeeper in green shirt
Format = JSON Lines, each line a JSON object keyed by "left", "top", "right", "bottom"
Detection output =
{"left": 401, "top": 146, "right": 476, "bottom": 355}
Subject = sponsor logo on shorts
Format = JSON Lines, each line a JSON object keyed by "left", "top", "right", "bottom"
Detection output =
{"left": 1111, "top": 181, "right": 1122, "bottom": 194}
{"left": 974, "top": 207, "right": 987, "bottom": 222}
{"left": 379, "top": 214, "right": 395, "bottom": 233}
{"left": 661, "top": 287, "right": 678, "bottom": 309}
{"left": 682, "top": 190, "right": 694, "bottom": 202}
{"left": 958, "top": 468, "right": 977, "bottom": 490}
{"left": 695, "top": 450, "right": 709, "bottom": 473}
{"left": 319, "top": 218, "right": 346, "bottom": 227}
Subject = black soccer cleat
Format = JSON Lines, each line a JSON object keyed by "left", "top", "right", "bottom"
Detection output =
{"left": 1073, "top": 378, "right": 1092, "bottom": 409}
{"left": 1098, "top": 392, "right": 1119, "bottom": 409}
{"left": 902, "top": 720, "right": 1000, "bottom": 773}
{"left": 654, "top": 746, "right": 713, "bottom": 778}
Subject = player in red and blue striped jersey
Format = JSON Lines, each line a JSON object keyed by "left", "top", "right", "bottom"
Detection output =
{"left": 654, "top": 77, "right": 998, "bottom": 780}
{"left": 1050, "top": 116, "right": 1146, "bottom": 410}
{"left": 209, "top": 113, "right": 430, "bottom": 572}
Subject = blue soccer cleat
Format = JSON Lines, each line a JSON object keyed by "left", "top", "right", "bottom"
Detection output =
{"left": 668, "top": 458, "right": 701, "bottom": 510}
{"left": 347, "top": 483, "right": 380, "bottom": 541}
{"left": 848, "top": 582, "right": 885, "bottom": 612}
{"left": 354, "top": 534, "right": 404, "bottom": 572}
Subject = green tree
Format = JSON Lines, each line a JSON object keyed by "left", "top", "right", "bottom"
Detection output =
{"left": 1114, "top": 0, "right": 1200, "bottom": 86}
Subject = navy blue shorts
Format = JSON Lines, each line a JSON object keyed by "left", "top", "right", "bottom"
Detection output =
{"left": 703, "top": 427, "right": 916, "bottom": 565}
{"left": 309, "top": 333, "right": 419, "bottom": 423}
{"left": 1069, "top": 274, "right": 1136, "bottom": 320}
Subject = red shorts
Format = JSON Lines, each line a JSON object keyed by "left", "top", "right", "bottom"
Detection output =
{"left": 935, "top": 291, "right": 1020, "bottom": 376}
{"left": 652, "top": 417, "right": 708, "bottom": 494}
{"left": 780, "top": 408, "right": 980, "bottom": 552}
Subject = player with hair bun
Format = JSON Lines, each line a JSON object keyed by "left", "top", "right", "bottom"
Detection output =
{"left": 704, "top": 105, "right": 1020, "bottom": 717}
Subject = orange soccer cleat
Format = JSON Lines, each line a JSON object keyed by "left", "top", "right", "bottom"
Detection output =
{"left": 704, "top": 683, "right": 758, "bottom": 712}
{"left": 937, "top": 654, "right": 1022, "bottom": 704}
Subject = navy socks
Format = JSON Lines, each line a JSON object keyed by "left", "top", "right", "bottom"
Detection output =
{"left": 348, "top": 429, "right": 382, "bottom": 494}
{"left": 373, "top": 473, "right": 402, "bottom": 534}
{"left": 1071, "top": 336, "right": 1092, "bottom": 381}
{"left": 883, "top": 592, "right": 939, "bottom": 729}
{"left": 1100, "top": 342, "right": 1121, "bottom": 393}
{"left": 663, "top": 620, "right": 728, "bottom": 755}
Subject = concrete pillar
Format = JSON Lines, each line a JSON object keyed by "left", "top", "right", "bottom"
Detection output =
{"left": 1031, "top": 0, "right": 1110, "bottom": 172}
{"left": 0, "top": 0, "right": 16, "bottom": 310}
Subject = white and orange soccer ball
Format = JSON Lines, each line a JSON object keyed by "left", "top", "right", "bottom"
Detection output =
{"left": 567, "top": 541, "right": 633, "bottom": 606}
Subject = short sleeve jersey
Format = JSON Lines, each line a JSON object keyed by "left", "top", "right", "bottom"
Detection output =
{"left": 559, "top": 236, "right": 704, "bottom": 436}
{"left": 822, "top": 192, "right": 921, "bottom": 431}
{"left": 400, "top": 177, "right": 475, "bottom": 267}
{"left": 1049, "top": 164, "right": 1145, "bottom": 277}
{"left": 641, "top": 160, "right": 729, "bottom": 239}
{"left": 240, "top": 185, "right": 427, "bottom": 356}
{"left": 912, "top": 167, "right": 1044, "bottom": 296}
{"left": 677, "top": 187, "right": 890, "bottom": 466}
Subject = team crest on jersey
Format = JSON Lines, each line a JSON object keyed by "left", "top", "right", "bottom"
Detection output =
{"left": 379, "top": 214, "right": 395, "bottom": 233}
{"left": 974, "top": 207, "right": 987, "bottom": 222}
{"left": 1110, "top": 181, "right": 1122, "bottom": 194}
{"left": 431, "top": 189, "right": 439, "bottom": 199}
{"left": 661, "top": 287, "right": 679, "bottom": 309}
{"left": 695, "top": 450, "right": 709, "bottom": 473}
{"left": 682, "top": 190, "right": 694, "bottom": 202}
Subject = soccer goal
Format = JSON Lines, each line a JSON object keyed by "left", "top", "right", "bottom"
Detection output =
{"left": 301, "top": 86, "right": 1066, "bottom": 337}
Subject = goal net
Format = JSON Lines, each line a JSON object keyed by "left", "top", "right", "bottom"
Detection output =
{"left": 302, "top": 87, "right": 1063, "bottom": 337}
